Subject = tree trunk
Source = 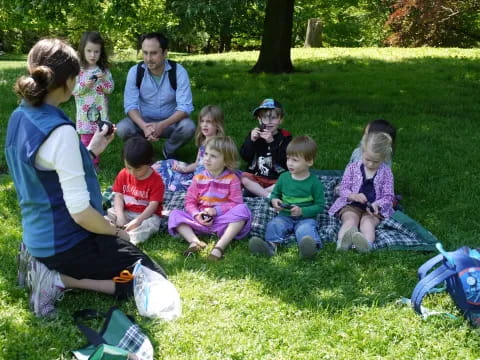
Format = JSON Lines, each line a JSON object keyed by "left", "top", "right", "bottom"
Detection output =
{"left": 250, "top": 0, "right": 295, "bottom": 73}
{"left": 304, "top": 18, "right": 322, "bottom": 47}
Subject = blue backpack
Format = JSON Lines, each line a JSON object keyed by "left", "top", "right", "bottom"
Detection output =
{"left": 411, "top": 244, "right": 480, "bottom": 326}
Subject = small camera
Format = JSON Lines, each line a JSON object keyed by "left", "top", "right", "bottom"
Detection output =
{"left": 201, "top": 213, "right": 212, "bottom": 221}
{"left": 89, "top": 75, "right": 98, "bottom": 82}
{"left": 98, "top": 120, "right": 114, "bottom": 136}
{"left": 280, "top": 203, "right": 293, "bottom": 209}
{"left": 259, "top": 123, "right": 267, "bottom": 131}
{"left": 366, "top": 202, "right": 375, "bottom": 213}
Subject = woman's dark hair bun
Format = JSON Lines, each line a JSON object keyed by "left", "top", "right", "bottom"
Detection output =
{"left": 14, "top": 66, "right": 53, "bottom": 106}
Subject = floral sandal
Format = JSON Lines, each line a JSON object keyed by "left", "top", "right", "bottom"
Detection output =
{"left": 207, "top": 246, "right": 224, "bottom": 261}
{"left": 183, "top": 240, "right": 207, "bottom": 256}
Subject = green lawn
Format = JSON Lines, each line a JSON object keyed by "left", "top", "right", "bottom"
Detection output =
{"left": 1, "top": 47, "right": 480, "bottom": 359}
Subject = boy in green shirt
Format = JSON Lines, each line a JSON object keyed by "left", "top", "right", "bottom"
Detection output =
{"left": 249, "top": 136, "right": 325, "bottom": 259}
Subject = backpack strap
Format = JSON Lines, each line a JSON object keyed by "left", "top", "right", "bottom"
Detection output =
{"left": 417, "top": 253, "right": 444, "bottom": 279}
{"left": 135, "top": 62, "right": 145, "bottom": 89}
{"left": 411, "top": 264, "right": 457, "bottom": 316}
{"left": 135, "top": 60, "right": 177, "bottom": 91}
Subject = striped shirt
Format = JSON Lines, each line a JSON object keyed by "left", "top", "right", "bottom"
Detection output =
{"left": 185, "top": 169, "right": 243, "bottom": 216}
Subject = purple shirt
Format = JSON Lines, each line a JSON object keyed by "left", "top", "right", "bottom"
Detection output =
{"left": 329, "top": 161, "right": 395, "bottom": 218}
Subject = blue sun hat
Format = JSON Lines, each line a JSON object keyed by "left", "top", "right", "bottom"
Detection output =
{"left": 252, "top": 98, "right": 283, "bottom": 116}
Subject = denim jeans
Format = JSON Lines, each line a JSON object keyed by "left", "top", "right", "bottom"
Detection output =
{"left": 265, "top": 215, "right": 321, "bottom": 247}
{"left": 116, "top": 116, "right": 195, "bottom": 157}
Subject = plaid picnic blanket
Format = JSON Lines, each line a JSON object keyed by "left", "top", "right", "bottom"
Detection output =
{"left": 103, "top": 172, "right": 438, "bottom": 251}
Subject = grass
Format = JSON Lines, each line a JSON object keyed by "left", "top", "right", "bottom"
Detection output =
{"left": 1, "top": 47, "right": 480, "bottom": 359}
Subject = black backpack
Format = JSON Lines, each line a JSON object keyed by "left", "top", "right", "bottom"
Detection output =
{"left": 135, "top": 60, "right": 177, "bottom": 91}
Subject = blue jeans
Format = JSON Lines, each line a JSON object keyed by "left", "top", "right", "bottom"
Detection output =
{"left": 265, "top": 215, "right": 321, "bottom": 247}
{"left": 116, "top": 116, "right": 195, "bottom": 157}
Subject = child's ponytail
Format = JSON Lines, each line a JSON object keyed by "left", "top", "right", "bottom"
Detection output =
{"left": 361, "top": 132, "right": 393, "bottom": 163}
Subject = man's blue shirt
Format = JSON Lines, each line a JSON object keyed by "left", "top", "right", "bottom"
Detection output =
{"left": 124, "top": 60, "right": 194, "bottom": 120}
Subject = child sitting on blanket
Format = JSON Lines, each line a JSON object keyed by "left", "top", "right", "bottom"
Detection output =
{"left": 106, "top": 136, "right": 165, "bottom": 245}
{"left": 329, "top": 132, "right": 394, "bottom": 253}
{"left": 240, "top": 98, "right": 292, "bottom": 197}
{"left": 152, "top": 105, "right": 225, "bottom": 191}
{"left": 168, "top": 136, "right": 252, "bottom": 261}
{"left": 249, "top": 136, "right": 325, "bottom": 259}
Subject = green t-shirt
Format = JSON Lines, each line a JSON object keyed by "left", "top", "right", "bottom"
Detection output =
{"left": 271, "top": 171, "right": 325, "bottom": 218}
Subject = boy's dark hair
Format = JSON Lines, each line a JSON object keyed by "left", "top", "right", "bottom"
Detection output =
{"left": 140, "top": 32, "right": 168, "bottom": 51}
{"left": 286, "top": 135, "right": 317, "bottom": 162}
{"left": 78, "top": 31, "right": 110, "bottom": 71}
{"left": 366, "top": 119, "right": 396, "bottom": 146}
{"left": 122, "top": 136, "right": 154, "bottom": 167}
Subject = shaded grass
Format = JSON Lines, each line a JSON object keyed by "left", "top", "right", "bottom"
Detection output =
{"left": 1, "top": 47, "right": 480, "bottom": 359}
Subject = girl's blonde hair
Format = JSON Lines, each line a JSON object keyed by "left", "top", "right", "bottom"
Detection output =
{"left": 194, "top": 105, "right": 225, "bottom": 147}
{"left": 205, "top": 136, "right": 239, "bottom": 171}
{"left": 361, "top": 132, "right": 393, "bottom": 163}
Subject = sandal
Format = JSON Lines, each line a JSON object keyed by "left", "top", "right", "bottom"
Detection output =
{"left": 207, "top": 246, "right": 224, "bottom": 261}
{"left": 183, "top": 240, "right": 207, "bottom": 256}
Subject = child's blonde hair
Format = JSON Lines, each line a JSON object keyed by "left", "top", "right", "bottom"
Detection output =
{"left": 194, "top": 105, "right": 225, "bottom": 147}
{"left": 361, "top": 132, "right": 393, "bottom": 163}
{"left": 287, "top": 135, "right": 317, "bottom": 162}
{"left": 205, "top": 136, "right": 239, "bottom": 171}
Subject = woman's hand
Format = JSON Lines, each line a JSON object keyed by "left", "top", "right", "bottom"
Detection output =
{"left": 116, "top": 228, "right": 130, "bottom": 242}
{"left": 88, "top": 125, "right": 115, "bottom": 157}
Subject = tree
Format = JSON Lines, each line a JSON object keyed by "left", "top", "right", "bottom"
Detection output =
{"left": 385, "top": 0, "right": 480, "bottom": 47}
{"left": 250, "top": 0, "right": 295, "bottom": 73}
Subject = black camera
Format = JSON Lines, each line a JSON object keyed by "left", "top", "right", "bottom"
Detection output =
{"left": 98, "top": 120, "right": 114, "bottom": 136}
{"left": 366, "top": 202, "right": 375, "bottom": 213}
{"left": 201, "top": 213, "right": 212, "bottom": 221}
{"left": 280, "top": 203, "right": 293, "bottom": 209}
{"left": 89, "top": 74, "right": 98, "bottom": 82}
{"left": 259, "top": 123, "right": 267, "bottom": 131}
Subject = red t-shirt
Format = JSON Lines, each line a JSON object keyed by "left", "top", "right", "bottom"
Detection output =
{"left": 112, "top": 168, "right": 165, "bottom": 216}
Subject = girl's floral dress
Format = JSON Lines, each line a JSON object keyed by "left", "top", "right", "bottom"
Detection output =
{"left": 73, "top": 66, "right": 114, "bottom": 134}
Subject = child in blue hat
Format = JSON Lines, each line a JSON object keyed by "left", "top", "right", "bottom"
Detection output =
{"left": 240, "top": 99, "right": 292, "bottom": 197}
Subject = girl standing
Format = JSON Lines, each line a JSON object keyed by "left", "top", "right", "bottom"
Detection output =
{"left": 168, "top": 136, "right": 252, "bottom": 260}
{"left": 152, "top": 105, "right": 225, "bottom": 191}
{"left": 73, "top": 31, "right": 114, "bottom": 168}
{"left": 329, "top": 132, "right": 395, "bottom": 252}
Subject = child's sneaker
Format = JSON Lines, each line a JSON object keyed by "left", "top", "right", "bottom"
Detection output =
{"left": 299, "top": 236, "right": 317, "bottom": 259}
{"left": 351, "top": 232, "right": 372, "bottom": 253}
{"left": 249, "top": 237, "right": 276, "bottom": 257}
{"left": 27, "top": 259, "right": 65, "bottom": 317}
{"left": 337, "top": 227, "right": 357, "bottom": 251}
{"left": 17, "top": 242, "right": 32, "bottom": 288}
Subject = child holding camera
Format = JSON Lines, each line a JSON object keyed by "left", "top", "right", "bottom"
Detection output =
{"left": 240, "top": 98, "right": 292, "bottom": 197}
{"left": 168, "top": 137, "right": 252, "bottom": 261}
{"left": 329, "top": 132, "right": 395, "bottom": 253}
{"left": 249, "top": 136, "right": 325, "bottom": 259}
{"left": 73, "top": 31, "right": 114, "bottom": 169}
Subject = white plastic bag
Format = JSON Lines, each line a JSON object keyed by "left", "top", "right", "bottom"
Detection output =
{"left": 132, "top": 261, "right": 182, "bottom": 320}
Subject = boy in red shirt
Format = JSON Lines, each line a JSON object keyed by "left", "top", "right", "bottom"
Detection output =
{"left": 107, "top": 136, "right": 165, "bottom": 245}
